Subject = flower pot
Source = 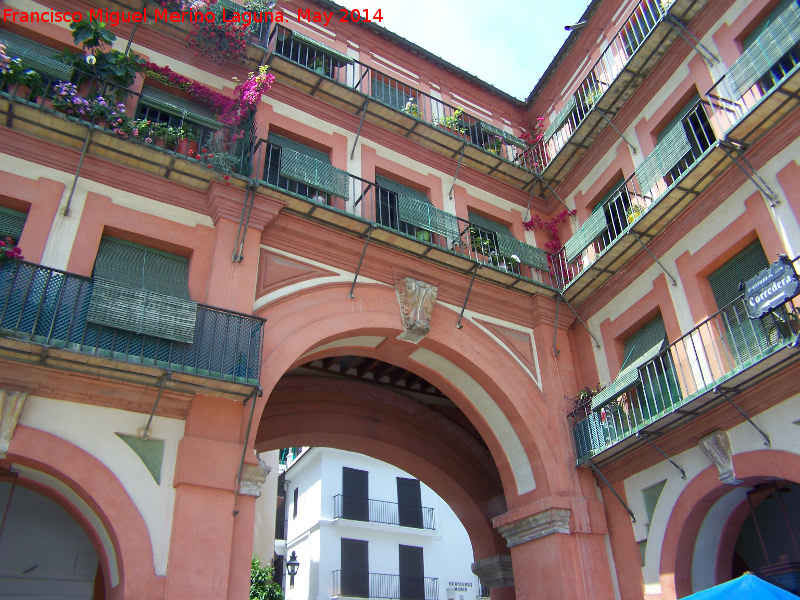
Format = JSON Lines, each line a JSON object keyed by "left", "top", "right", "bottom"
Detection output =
{"left": 627, "top": 211, "right": 641, "bottom": 224}
{"left": 12, "top": 84, "right": 31, "bottom": 101}
{"left": 154, "top": 138, "right": 166, "bottom": 148}
{"left": 176, "top": 138, "right": 199, "bottom": 158}
{"left": 415, "top": 230, "right": 431, "bottom": 243}
{"left": 314, "top": 65, "right": 325, "bottom": 75}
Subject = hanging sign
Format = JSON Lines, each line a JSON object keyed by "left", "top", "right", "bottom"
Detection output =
{"left": 744, "top": 256, "right": 799, "bottom": 319}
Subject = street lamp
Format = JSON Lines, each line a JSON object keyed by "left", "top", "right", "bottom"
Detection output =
{"left": 286, "top": 551, "right": 300, "bottom": 588}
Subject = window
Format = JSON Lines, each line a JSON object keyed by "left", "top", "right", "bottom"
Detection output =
{"left": 0, "top": 30, "right": 73, "bottom": 91}
{"left": 399, "top": 545, "right": 425, "bottom": 600}
{"left": 375, "top": 176, "right": 430, "bottom": 237}
{"left": 746, "top": 0, "right": 800, "bottom": 93}
{"left": 292, "top": 487, "right": 298, "bottom": 518}
{"left": 136, "top": 86, "right": 222, "bottom": 146}
{"left": 0, "top": 206, "right": 27, "bottom": 243}
{"left": 396, "top": 478, "right": 423, "bottom": 528}
{"left": 661, "top": 95, "right": 716, "bottom": 184}
{"left": 371, "top": 73, "right": 415, "bottom": 112}
{"left": 708, "top": 241, "right": 786, "bottom": 365}
{"left": 341, "top": 538, "right": 369, "bottom": 598}
{"left": 342, "top": 467, "right": 369, "bottom": 522}
{"left": 592, "top": 179, "right": 632, "bottom": 247}
{"left": 467, "top": 212, "right": 522, "bottom": 272}
{"left": 265, "top": 133, "right": 348, "bottom": 203}
{"left": 88, "top": 237, "right": 196, "bottom": 343}
{"left": 274, "top": 29, "right": 353, "bottom": 78}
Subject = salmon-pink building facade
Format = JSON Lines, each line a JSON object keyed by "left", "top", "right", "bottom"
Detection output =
{"left": 0, "top": 0, "right": 799, "bottom": 598}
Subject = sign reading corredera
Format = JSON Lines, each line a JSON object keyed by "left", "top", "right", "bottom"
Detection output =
{"left": 744, "top": 256, "right": 800, "bottom": 319}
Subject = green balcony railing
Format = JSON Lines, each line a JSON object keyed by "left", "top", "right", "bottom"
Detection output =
{"left": 0, "top": 261, "right": 264, "bottom": 385}
{"left": 569, "top": 266, "right": 800, "bottom": 465}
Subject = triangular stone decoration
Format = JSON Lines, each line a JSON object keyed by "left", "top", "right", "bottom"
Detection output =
{"left": 116, "top": 433, "right": 164, "bottom": 485}
{"left": 256, "top": 250, "right": 338, "bottom": 298}
{"left": 475, "top": 320, "right": 537, "bottom": 374}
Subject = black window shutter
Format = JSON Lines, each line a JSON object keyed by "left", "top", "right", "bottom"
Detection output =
{"left": 399, "top": 545, "right": 425, "bottom": 600}
{"left": 342, "top": 467, "right": 369, "bottom": 522}
{"left": 293, "top": 487, "right": 298, "bottom": 518}
{"left": 397, "top": 477, "right": 423, "bottom": 528}
{"left": 341, "top": 538, "right": 369, "bottom": 598}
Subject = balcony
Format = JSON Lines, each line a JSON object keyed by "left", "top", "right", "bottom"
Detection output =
{"left": 254, "top": 138, "right": 560, "bottom": 296}
{"left": 333, "top": 494, "right": 435, "bottom": 530}
{"left": 569, "top": 275, "right": 800, "bottom": 467}
{"left": 332, "top": 571, "right": 439, "bottom": 600}
{"left": 706, "top": 0, "right": 800, "bottom": 147}
{"left": 0, "top": 261, "right": 264, "bottom": 399}
{"left": 531, "top": 0, "right": 711, "bottom": 194}
{"left": 555, "top": 99, "right": 732, "bottom": 304}
{"left": 264, "top": 25, "right": 537, "bottom": 191}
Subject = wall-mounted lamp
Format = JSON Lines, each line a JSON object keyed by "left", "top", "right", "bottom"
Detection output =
{"left": 286, "top": 551, "right": 300, "bottom": 588}
{"left": 564, "top": 21, "right": 587, "bottom": 31}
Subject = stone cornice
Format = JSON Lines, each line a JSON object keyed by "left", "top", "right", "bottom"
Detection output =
{"left": 496, "top": 507, "right": 571, "bottom": 547}
{"left": 471, "top": 555, "right": 514, "bottom": 589}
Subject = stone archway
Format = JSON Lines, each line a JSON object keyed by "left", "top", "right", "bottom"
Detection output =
{"left": 659, "top": 450, "right": 800, "bottom": 598}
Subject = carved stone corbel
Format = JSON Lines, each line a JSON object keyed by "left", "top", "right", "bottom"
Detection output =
{"left": 699, "top": 430, "right": 742, "bottom": 485}
{"left": 395, "top": 277, "right": 438, "bottom": 344}
{"left": 471, "top": 554, "right": 514, "bottom": 589}
{"left": 0, "top": 389, "right": 29, "bottom": 458}
{"left": 238, "top": 457, "right": 270, "bottom": 497}
{"left": 496, "top": 507, "right": 571, "bottom": 547}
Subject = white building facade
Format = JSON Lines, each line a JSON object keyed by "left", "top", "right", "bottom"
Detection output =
{"left": 281, "top": 448, "right": 483, "bottom": 600}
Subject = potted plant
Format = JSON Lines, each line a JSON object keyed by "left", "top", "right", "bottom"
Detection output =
{"left": 403, "top": 98, "right": 420, "bottom": 118}
{"left": 308, "top": 56, "right": 325, "bottom": 75}
{"left": 585, "top": 86, "right": 604, "bottom": 109}
{"left": 415, "top": 229, "right": 431, "bottom": 243}
{"left": 484, "top": 135, "right": 504, "bottom": 155}
{"left": 434, "top": 108, "right": 467, "bottom": 134}
{"left": 175, "top": 127, "right": 199, "bottom": 158}
{"left": 0, "top": 236, "right": 24, "bottom": 265}
{"left": 626, "top": 203, "right": 644, "bottom": 223}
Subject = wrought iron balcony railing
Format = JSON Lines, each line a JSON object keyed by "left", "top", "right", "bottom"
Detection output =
{"left": 554, "top": 99, "right": 728, "bottom": 303}
{"left": 332, "top": 570, "right": 438, "bottom": 600}
{"left": 569, "top": 276, "right": 800, "bottom": 465}
{"left": 706, "top": 0, "right": 800, "bottom": 146}
{"left": 0, "top": 261, "right": 264, "bottom": 386}
{"left": 333, "top": 494, "right": 435, "bottom": 530}
{"left": 257, "top": 138, "right": 561, "bottom": 293}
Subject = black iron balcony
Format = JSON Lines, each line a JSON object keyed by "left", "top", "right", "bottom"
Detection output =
{"left": 333, "top": 494, "right": 435, "bottom": 530}
{"left": 569, "top": 276, "right": 800, "bottom": 466}
{"left": 555, "top": 99, "right": 732, "bottom": 303}
{"left": 530, "top": 0, "right": 710, "bottom": 195}
{"left": 332, "top": 570, "right": 438, "bottom": 600}
{"left": 264, "top": 25, "right": 537, "bottom": 191}
{"left": 0, "top": 261, "right": 264, "bottom": 397}
{"left": 256, "top": 138, "right": 560, "bottom": 296}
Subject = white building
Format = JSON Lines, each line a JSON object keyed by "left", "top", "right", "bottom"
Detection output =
{"left": 280, "top": 448, "right": 483, "bottom": 600}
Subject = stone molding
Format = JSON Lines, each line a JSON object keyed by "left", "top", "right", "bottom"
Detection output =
{"left": 395, "top": 277, "right": 438, "bottom": 344}
{"left": 471, "top": 554, "right": 514, "bottom": 589}
{"left": 238, "top": 457, "right": 270, "bottom": 497}
{"left": 497, "top": 507, "right": 571, "bottom": 548}
{"left": 699, "top": 430, "right": 742, "bottom": 485}
{"left": 0, "top": 388, "right": 29, "bottom": 458}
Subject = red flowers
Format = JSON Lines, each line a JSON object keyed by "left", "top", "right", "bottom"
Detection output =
{"left": 0, "top": 236, "right": 24, "bottom": 262}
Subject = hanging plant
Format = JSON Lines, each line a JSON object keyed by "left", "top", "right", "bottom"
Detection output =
{"left": 523, "top": 208, "right": 575, "bottom": 254}
{"left": 186, "top": 0, "right": 249, "bottom": 64}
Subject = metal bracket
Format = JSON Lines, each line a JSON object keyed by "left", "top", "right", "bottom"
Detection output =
{"left": 664, "top": 15, "right": 719, "bottom": 67}
{"left": 349, "top": 224, "right": 374, "bottom": 298}
{"left": 448, "top": 144, "right": 467, "bottom": 200}
{"left": 142, "top": 371, "right": 171, "bottom": 439}
{"left": 63, "top": 129, "right": 93, "bottom": 216}
{"left": 716, "top": 387, "right": 771, "bottom": 446}
{"left": 350, "top": 98, "right": 370, "bottom": 159}
{"left": 534, "top": 172, "right": 571, "bottom": 212}
{"left": 597, "top": 110, "right": 637, "bottom": 154}
{"left": 553, "top": 293, "right": 561, "bottom": 356}
{"left": 720, "top": 143, "right": 780, "bottom": 207}
{"left": 588, "top": 460, "right": 636, "bottom": 522}
{"left": 636, "top": 432, "right": 686, "bottom": 478}
{"left": 456, "top": 264, "right": 481, "bottom": 329}
{"left": 235, "top": 386, "right": 264, "bottom": 496}
{"left": 560, "top": 293, "right": 601, "bottom": 348}
{"left": 630, "top": 232, "right": 678, "bottom": 286}
{"left": 232, "top": 178, "right": 261, "bottom": 262}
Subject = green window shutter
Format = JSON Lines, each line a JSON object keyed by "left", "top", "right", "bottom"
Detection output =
{"left": 592, "top": 315, "right": 667, "bottom": 410}
{"left": 141, "top": 86, "right": 221, "bottom": 130}
{"left": 269, "top": 134, "right": 330, "bottom": 163}
{"left": 0, "top": 31, "right": 74, "bottom": 81}
{"left": 375, "top": 176, "right": 429, "bottom": 205}
{"left": 496, "top": 233, "right": 549, "bottom": 271}
{"left": 467, "top": 212, "right": 511, "bottom": 236}
{"left": 371, "top": 77, "right": 408, "bottom": 111}
{"left": 88, "top": 238, "right": 197, "bottom": 344}
{"left": 279, "top": 148, "right": 349, "bottom": 198}
{"left": 289, "top": 31, "right": 354, "bottom": 65}
{"left": 636, "top": 103, "right": 694, "bottom": 192}
{"left": 543, "top": 96, "right": 577, "bottom": 141}
{"left": 728, "top": 0, "right": 800, "bottom": 97}
{"left": 564, "top": 209, "right": 609, "bottom": 263}
{"left": 0, "top": 206, "right": 27, "bottom": 241}
{"left": 708, "top": 241, "right": 772, "bottom": 365}
{"left": 396, "top": 196, "right": 461, "bottom": 240}
{"left": 480, "top": 122, "right": 527, "bottom": 149}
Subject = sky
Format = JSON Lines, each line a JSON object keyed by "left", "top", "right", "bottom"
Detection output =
{"left": 335, "top": 0, "right": 592, "bottom": 101}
